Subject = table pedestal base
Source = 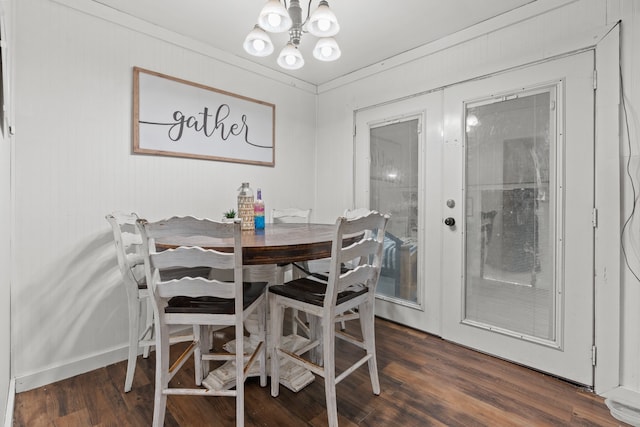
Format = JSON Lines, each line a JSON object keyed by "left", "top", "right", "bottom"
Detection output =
{"left": 202, "top": 334, "right": 315, "bottom": 392}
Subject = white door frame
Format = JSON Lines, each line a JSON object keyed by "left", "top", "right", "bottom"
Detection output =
{"left": 592, "top": 25, "right": 620, "bottom": 395}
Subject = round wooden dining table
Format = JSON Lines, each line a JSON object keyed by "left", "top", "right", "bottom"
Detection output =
{"left": 155, "top": 222, "right": 337, "bottom": 265}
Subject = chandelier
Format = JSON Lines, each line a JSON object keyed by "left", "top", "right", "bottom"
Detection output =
{"left": 243, "top": 0, "right": 341, "bottom": 70}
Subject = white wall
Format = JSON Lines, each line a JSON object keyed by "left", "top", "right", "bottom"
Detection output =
{"left": 315, "top": 0, "right": 639, "bottom": 394}
{"left": 0, "top": 139, "right": 9, "bottom": 420}
{"left": 0, "top": 0, "right": 12, "bottom": 420}
{"left": 9, "top": 0, "right": 640, "bottom": 405}
{"left": 0, "top": 130, "right": 9, "bottom": 420}
{"left": 11, "top": 0, "right": 317, "bottom": 391}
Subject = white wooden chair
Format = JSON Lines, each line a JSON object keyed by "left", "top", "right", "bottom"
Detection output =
{"left": 137, "top": 216, "right": 267, "bottom": 427}
{"left": 106, "top": 212, "right": 195, "bottom": 392}
{"left": 271, "top": 207, "right": 312, "bottom": 284}
{"left": 272, "top": 207, "right": 312, "bottom": 336}
{"left": 292, "top": 208, "right": 375, "bottom": 330}
{"left": 268, "top": 211, "right": 390, "bottom": 427}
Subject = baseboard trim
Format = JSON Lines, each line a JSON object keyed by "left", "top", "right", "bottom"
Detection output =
{"left": 3, "top": 377, "right": 14, "bottom": 427}
{"left": 603, "top": 386, "right": 640, "bottom": 426}
{"left": 15, "top": 346, "right": 129, "bottom": 393}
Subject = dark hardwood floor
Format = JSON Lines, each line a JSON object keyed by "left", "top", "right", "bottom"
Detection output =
{"left": 14, "top": 317, "right": 626, "bottom": 426}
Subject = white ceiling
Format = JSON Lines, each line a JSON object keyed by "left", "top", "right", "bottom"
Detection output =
{"left": 92, "top": 0, "right": 537, "bottom": 86}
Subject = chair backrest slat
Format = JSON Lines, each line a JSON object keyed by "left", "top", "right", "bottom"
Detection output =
{"left": 152, "top": 246, "right": 235, "bottom": 270}
{"left": 272, "top": 208, "right": 311, "bottom": 224}
{"left": 343, "top": 207, "right": 372, "bottom": 220}
{"left": 144, "top": 216, "right": 236, "bottom": 239}
{"left": 336, "top": 264, "right": 376, "bottom": 293}
{"left": 121, "top": 231, "right": 142, "bottom": 247}
{"left": 339, "top": 239, "right": 379, "bottom": 265}
{"left": 106, "top": 212, "right": 145, "bottom": 292}
{"left": 156, "top": 277, "right": 236, "bottom": 299}
{"left": 325, "top": 211, "right": 389, "bottom": 306}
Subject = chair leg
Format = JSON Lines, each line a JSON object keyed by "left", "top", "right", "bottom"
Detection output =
{"left": 124, "top": 296, "right": 141, "bottom": 393}
{"left": 291, "top": 308, "right": 299, "bottom": 336}
{"left": 322, "top": 315, "right": 338, "bottom": 427}
{"left": 258, "top": 298, "right": 267, "bottom": 387}
{"left": 359, "top": 301, "right": 380, "bottom": 395}
{"left": 308, "top": 314, "right": 323, "bottom": 366}
{"left": 269, "top": 295, "right": 285, "bottom": 397}
{"left": 235, "top": 318, "right": 245, "bottom": 427}
{"left": 142, "top": 297, "right": 153, "bottom": 358}
{"left": 194, "top": 325, "right": 205, "bottom": 386}
{"left": 152, "top": 320, "right": 170, "bottom": 427}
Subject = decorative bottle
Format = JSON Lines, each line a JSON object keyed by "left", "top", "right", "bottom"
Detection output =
{"left": 254, "top": 188, "right": 265, "bottom": 230}
{"left": 237, "top": 182, "right": 255, "bottom": 231}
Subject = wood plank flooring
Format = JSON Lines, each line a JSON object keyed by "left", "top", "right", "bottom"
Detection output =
{"left": 13, "top": 317, "right": 626, "bottom": 426}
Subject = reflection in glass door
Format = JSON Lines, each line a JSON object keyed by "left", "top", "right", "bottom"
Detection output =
{"left": 464, "top": 88, "right": 557, "bottom": 344}
{"left": 370, "top": 119, "right": 419, "bottom": 304}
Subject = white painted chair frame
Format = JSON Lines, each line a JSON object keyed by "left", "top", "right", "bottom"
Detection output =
{"left": 292, "top": 208, "right": 374, "bottom": 331}
{"left": 107, "top": 212, "right": 198, "bottom": 393}
{"left": 137, "top": 216, "right": 267, "bottom": 427}
{"left": 106, "top": 212, "right": 154, "bottom": 393}
{"left": 271, "top": 207, "right": 312, "bottom": 336}
{"left": 269, "top": 212, "right": 390, "bottom": 427}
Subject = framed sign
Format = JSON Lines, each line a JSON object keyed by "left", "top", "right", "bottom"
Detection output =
{"left": 133, "top": 67, "right": 275, "bottom": 166}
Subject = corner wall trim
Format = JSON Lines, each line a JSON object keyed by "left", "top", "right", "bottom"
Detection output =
{"left": 3, "top": 377, "right": 14, "bottom": 427}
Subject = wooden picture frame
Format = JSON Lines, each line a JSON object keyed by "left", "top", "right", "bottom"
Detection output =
{"left": 133, "top": 67, "right": 275, "bottom": 166}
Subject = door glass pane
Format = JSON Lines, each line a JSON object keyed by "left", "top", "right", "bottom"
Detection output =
{"left": 464, "top": 89, "right": 556, "bottom": 343}
{"left": 370, "top": 119, "right": 419, "bottom": 303}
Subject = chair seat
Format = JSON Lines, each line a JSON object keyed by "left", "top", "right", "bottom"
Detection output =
{"left": 166, "top": 282, "right": 267, "bottom": 314}
{"left": 269, "top": 277, "right": 367, "bottom": 306}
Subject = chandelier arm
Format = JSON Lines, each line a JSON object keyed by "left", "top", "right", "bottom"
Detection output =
{"left": 304, "top": 0, "right": 312, "bottom": 24}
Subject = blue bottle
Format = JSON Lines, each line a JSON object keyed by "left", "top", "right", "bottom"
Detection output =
{"left": 254, "top": 188, "right": 265, "bottom": 230}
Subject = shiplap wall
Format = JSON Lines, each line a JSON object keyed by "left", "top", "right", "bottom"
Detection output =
{"left": 314, "top": 0, "right": 638, "bottom": 395}
{"left": 0, "top": 0, "right": 12, "bottom": 420}
{"left": 9, "top": 0, "right": 640, "bottom": 403}
{"left": 11, "top": 0, "right": 317, "bottom": 391}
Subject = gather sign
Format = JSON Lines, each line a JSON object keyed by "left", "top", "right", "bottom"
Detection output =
{"left": 133, "top": 67, "right": 275, "bottom": 166}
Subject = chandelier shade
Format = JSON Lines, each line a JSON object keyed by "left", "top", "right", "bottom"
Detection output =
{"left": 257, "top": 0, "right": 292, "bottom": 33}
{"left": 307, "top": 0, "right": 340, "bottom": 37}
{"left": 277, "top": 42, "right": 305, "bottom": 70}
{"left": 243, "top": 25, "right": 275, "bottom": 57}
{"left": 244, "top": 0, "right": 340, "bottom": 70}
{"left": 312, "top": 37, "right": 341, "bottom": 61}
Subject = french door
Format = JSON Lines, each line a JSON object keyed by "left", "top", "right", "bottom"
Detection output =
{"left": 354, "top": 92, "right": 443, "bottom": 334}
{"left": 355, "top": 51, "right": 595, "bottom": 385}
{"left": 441, "top": 51, "right": 595, "bottom": 386}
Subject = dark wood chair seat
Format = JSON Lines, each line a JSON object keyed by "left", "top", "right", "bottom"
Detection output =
{"left": 166, "top": 282, "right": 267, "bottom": 313}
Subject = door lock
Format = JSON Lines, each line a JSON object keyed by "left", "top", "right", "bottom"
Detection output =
{"left": 444, "top": 217, "right": 456, "bottom": 227}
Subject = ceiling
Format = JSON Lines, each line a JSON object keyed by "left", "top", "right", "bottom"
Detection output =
{"left": 92, "top": 0, "right": 537, "bottom": 86}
